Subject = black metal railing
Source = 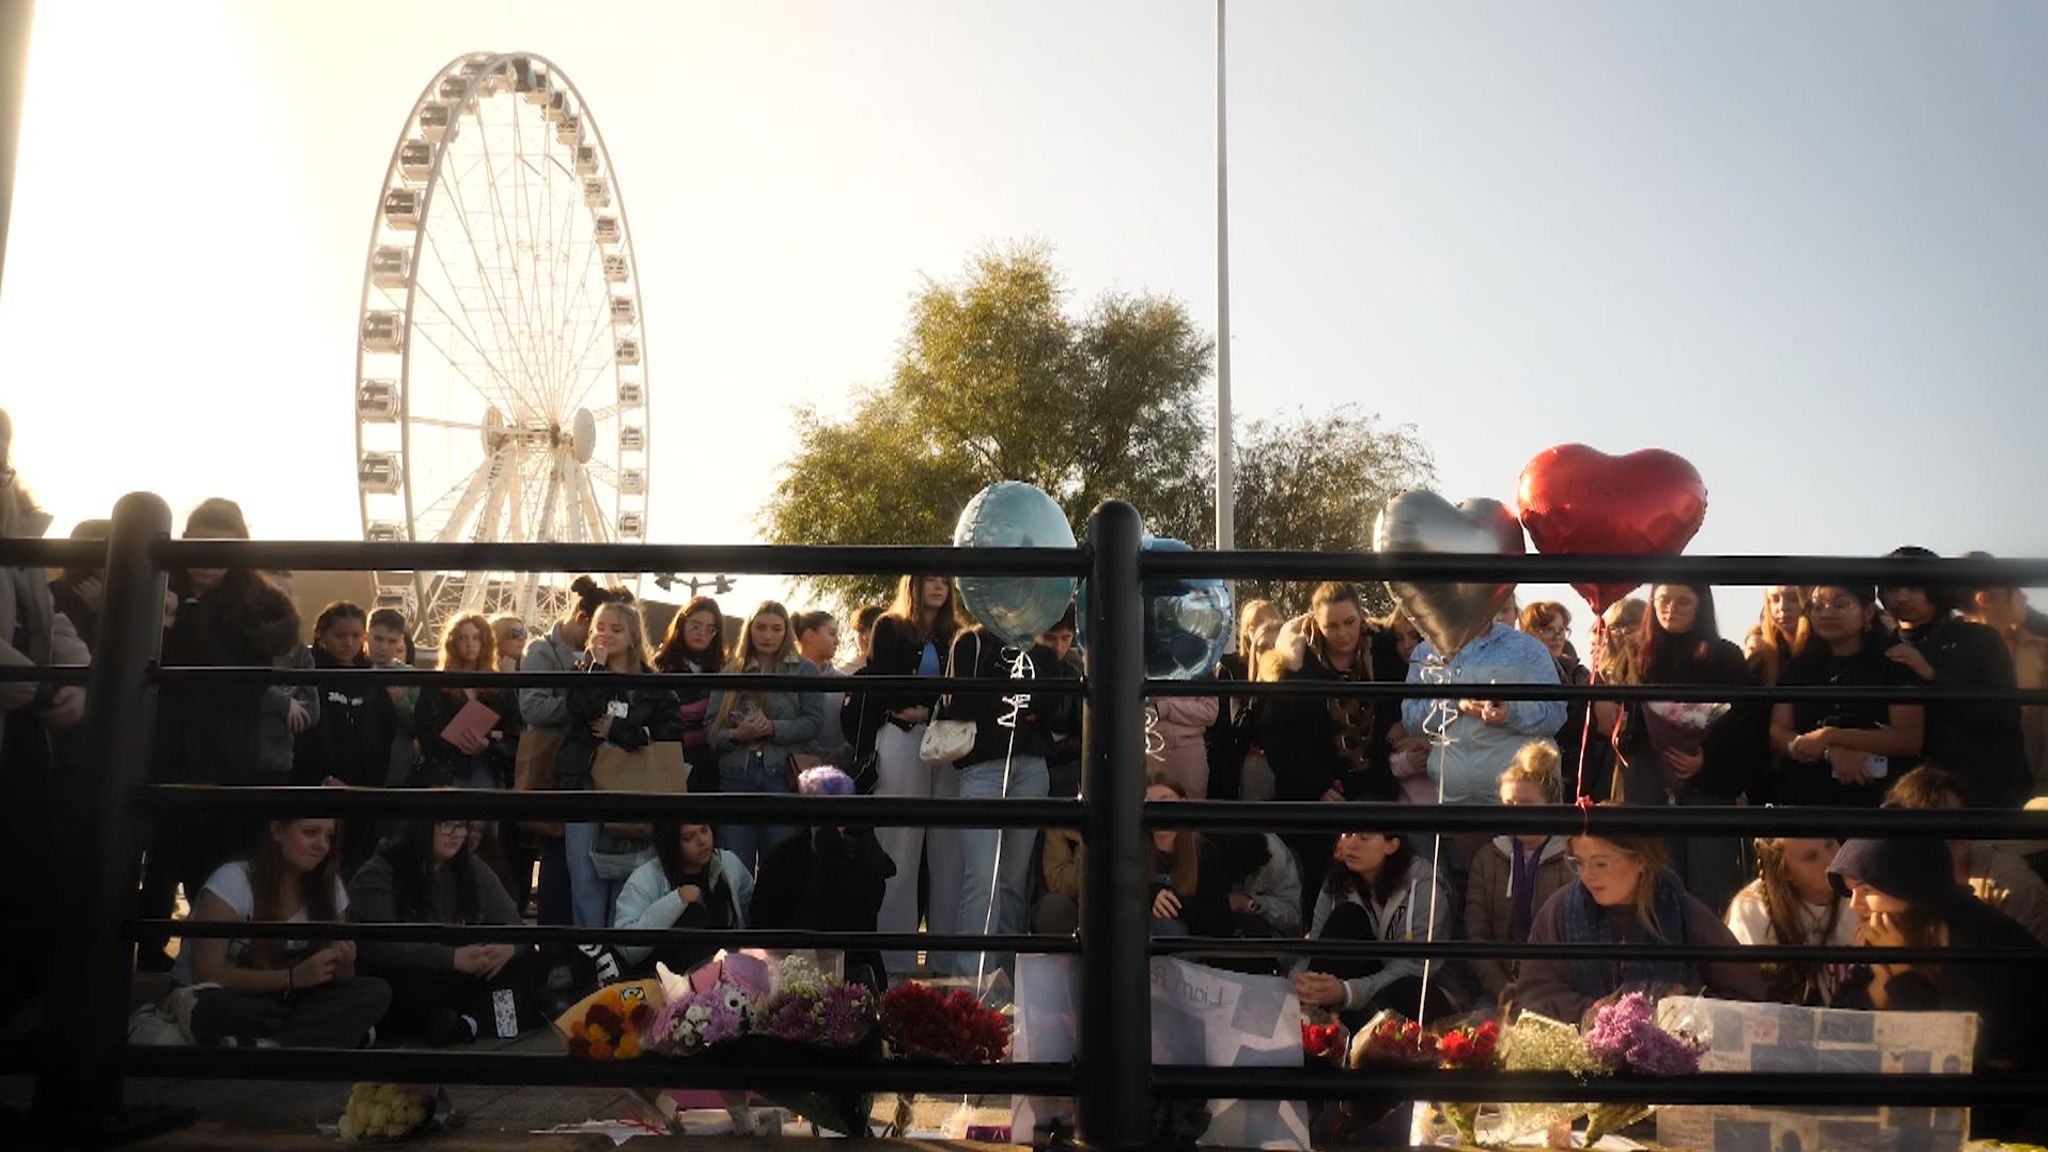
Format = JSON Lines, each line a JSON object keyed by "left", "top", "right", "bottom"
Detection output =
{"left": 4, "top": 491, "right": 2048, "bottom": 1148}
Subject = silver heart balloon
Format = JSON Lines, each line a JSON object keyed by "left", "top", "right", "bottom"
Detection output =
{"left": 1372, "top": 490, "right": 1526, "bottom": 659}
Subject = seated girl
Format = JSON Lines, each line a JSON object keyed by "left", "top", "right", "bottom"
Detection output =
{"left": 1293, "top": 829, "right": 1461, "bottom": 1027}
{"left": 1724, "top": 837, "right": 1856, "bottom": 1005}
{"left": 347, "top": 818, "right": 546, "bottom": 1045}
{"left": 1147, "top": 774, "right": 1231, "bottom": 938}
{"left": 1829, "top": 836, "right": 2046, "bottom": 1140}
{"left": 172, "top": 818, "right": 390, "bottom": 1048}
{"left": 613, "top": 821, "right": 754, "bottom": 976}
{"left": 1464, "top": 741, "right": 1572, "bottom": 1003}
{"left": 1509, "top": 828, "right": 1763, "bottom": 1023}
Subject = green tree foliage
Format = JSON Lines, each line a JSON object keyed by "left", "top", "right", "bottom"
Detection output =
{"left": 762, "top": 244, "right": 1435, "bottom": 617}
{"left": 1230, "top": 405, "right": 1436, "bottom": 616}
{"left": 762, "top": 242, "right": 1212, "bottom": 608}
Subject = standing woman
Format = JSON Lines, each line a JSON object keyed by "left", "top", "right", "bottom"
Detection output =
{"left": 1745, "top": 586, "right": 1808, "bottom": 687}
{"left": 1216, "top": 599, "right": 1281, "bottom": 802}
{"left": 556, "top": 600, "right": 682, "bottom": 927}
{"left": 867, "top": 575, "right": 968, "bottom": 975}
{"left": 651, "top": 597, "right": 727, "bottom": 795}
{"left": 172, "top": 818, "right": 391, "bottom": 1047}
{"left": 1612, "top": 584, "right": 1752, "bottom": 911}
{"left": 517, "top": 578, "right": 625, "bottom": 927}
{"left": 1769, "top": 585, "right": 1924, "bottom": 808}
{"left": 1520, "top": 601, "right": 1591, "bottom": 798}
{"left": 792, "top": 609, "right": 850, "bottom": 769}
{"left": 706, "top": 601, "right": 824, "bottom": 877}
{"left": 491, "top": 615, "right": 529, "bottom": 672}
{"left": 413, "top": 615, "right": 519, "bottom": 790}
{"left": 1961, "top": 564, "right": 2048, "bottom": 795}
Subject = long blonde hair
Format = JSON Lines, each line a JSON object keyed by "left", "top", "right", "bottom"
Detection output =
{"left": 711, "top": 600, "right": 800, "bottom": 733}
{"left": 1237, "top": 599, "right": 1280, "bottom": 680}
{"left": 1748, "top": 587, "right": 1810, "bottom": 686}
{"left": 588, "top": 600, "right": 650, "bottom": 669}
{"left": 1596, "top": 598, "right": 1648, "bottom": 684}
{"left": 1752, "top": 837, "right": 1843, "bottom": 1004}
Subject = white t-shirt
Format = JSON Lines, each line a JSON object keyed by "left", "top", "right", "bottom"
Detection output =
{"left": 169, "top": 861, "right": 351, "bottom": 986}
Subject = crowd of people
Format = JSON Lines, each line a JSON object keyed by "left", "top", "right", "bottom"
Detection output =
{"left": 1, "top": 409, "right": 2044, "bottom": 1134}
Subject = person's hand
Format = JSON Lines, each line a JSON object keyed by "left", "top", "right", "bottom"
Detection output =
{"left": 161, "top": 590, "right": 179, "bottom": 628}
{"left": 589, "top": 635, "right": 610, "bottom": 664}
{"left": 1290, "top": 972, "right": 1346, "bottom": 1009}
{"left": 43, "top": 686, "right": 85, "bottom": 729}
{"left": 889, "top": 706, "right": 930, "bottom": 725}
{"left": 329, "top": 940, "right": 357, "bottom": 976}
{"left": 292, "top": 949, "right": 341, "bottom": 989}
{"left": 287, "top": 698, "right": 313, "bottom": 734}
{"left": 1477, "top": 700, "right": 1508, "bottom": 726}
{"left": 1786, "top": 729, "right": 1830, "bottom": 762}
{"left": 1151, "top": 888, "right": 1183, "bottom": 920}
{"left": 590, "top": 713, "right": 615, "bottom": 740}
{"left": 1228, "top": 892, "right": 1252, "bottom": 913}
{"left": 676, "top": 884, "right": 703, "bottom": 906}
{"left": 323, "top": 775, "right": 347, "bottom": 788}
{"left": 75, "top": 575, "right": 105, "bottom": 610}
{"left": 1396, "top": 736, "right": 1432, "bottom": 761}
{"left": 743, "top": 714, "right": 775, "bottom": 741}
{"left": 1886, "top": 643, "right": 1935, "bottom": 682}
{"left": 451, "top": 728, "right": 489, "bottom": 755}
{"left": 1828, "top": 747, "right": 1875, "bottom": 787}
{"left": 480, "top": 943, "right": 517, "bottom": 979}
{"left": 1319, "top": 785, "right": 1345, "bottom": 803}
{"left": 1663, "top": 747, "right": 1705, "bottom": 780}
{"left": 452, "top": 944, "right": 494, "bottom": 976}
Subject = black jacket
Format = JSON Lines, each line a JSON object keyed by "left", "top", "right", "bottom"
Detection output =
{"left": 1901, "top": 614, "right": 2033, "bottom": 808}
{"left": 412, "top": 685, "right": 521, "bottom": 789}
{"left": 1256, "top": 630, "right": 1406, "bottom": 802}
{"left": 1614, "top": 635, "right": 1752, "bottom": 801}
{"left": 935, "top": 628, "right": 1065, "bottom": 767}
{"left": 292, "top": 646, "right": 398, "bottom": 787}
{"left": 751, "top": 825, "right": 897, "bottom": 991}
{"left": 155, "top": 573, "right": 299, "bottom": 786}
{"left": 554, "top": 664, "right": 683, "bottom": 791}
{"left": 47, "top": 578, "right": 99, "bottom": 657}
{"left": 1154, "top": 839, "right": 1232, "bottom": 938}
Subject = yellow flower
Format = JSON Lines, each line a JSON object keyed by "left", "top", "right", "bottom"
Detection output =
{"left": 616, "top": 1035, "right": 641, "bottom": 1060}
{"left": 585, "top": 1024, "right": 608, "bottom": 1044}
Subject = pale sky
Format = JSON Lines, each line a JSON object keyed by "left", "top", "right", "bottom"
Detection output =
{"left": 4, "top": 1, "right": 2045, "bottom": 633}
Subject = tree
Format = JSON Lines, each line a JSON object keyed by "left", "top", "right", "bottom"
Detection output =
{"left": 762, "top": 242, "right": 1214, "bottom": 609}
{"left": 1229, "top": 406, "right": 1435, "bottom": 616}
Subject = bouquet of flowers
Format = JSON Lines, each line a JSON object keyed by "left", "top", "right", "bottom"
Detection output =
{"left": 1491, "top": 1011, "right": 1609, "bottom": 1145}
{"left": 1427, "top": 1019, "right": 1503, "bottom": 1145}
{"left": 1301, "top": 1017, "right": 1348, "bottom": 1065}
{"left": 648, "top": 980, "right": 751, "bottom": 1056}
{"left": 880, "top": 982, "right": 1010, "bottom": 1064}
{"left": 554, "top": 979, "right": 663, "bottom": 1061}
{"left": 1641, "top": 700, "right": 1732, "bottom": 791}
{"left": 1347, "top": 1010, "right": 1437, "bottom": 1068}
{"left": 331, "top": 1083, "right": 449, "bottom": 1142}
{"left": 1580, "top": 992, "right": 1703, "bottom": 1143}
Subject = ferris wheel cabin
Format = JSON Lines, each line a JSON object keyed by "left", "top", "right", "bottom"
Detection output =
{"left": 608, "top": 296, "right": 636, "bottom": 327}
{"left": 603, "top": 254, "right": 629, "bottom": 282}
{"left": 617, "top": 512, "right": 645, "bottom": 539}
{"left": 383, "top": 189, "right": 423, "bottom": 231}
{"left": 361, "top": 312, "right": 405, "bottom": 354}
{"left": 619, "top": 468, "right": 647, "bottom": 496}
{"left": 358, "top": 453, "right": 403, "bottom": 494}
{"left": 583, "top": 178, "right": 611, "bottom": 209}
{"left": 365, "top": 521, "right": 406, "bottom": 544}
{"left": 615, "top": 337, "right": 641, "bottom": 366}
{"left": 593, "top": 216, "right": 621, "bottom": 245}
{"left": 617, "top": 380, "right": 644, "bottom": 408}
{"left": 418, "top": 102, "right": 454, "bottom": 142}
{"left": 619, "top": 427, "right": 645, "bottom": 453}
{"left": 371, "top": 246, "right": 412, "bottom": 289}
{"left": 556, "top": 115, "right": 582, "bottom": 147}
{"left": 575, "top": 145, "right": 600, "bottom": 176}
{"left": 399, "top": 140, "right": 434, "bottom": 183}
{"left": 357, "top": 380, "right": 400, "bottom": 422}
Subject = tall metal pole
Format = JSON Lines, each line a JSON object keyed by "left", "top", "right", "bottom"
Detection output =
{"left": 1213, "top": 0, "right": 1235, "bottom": 552}
{"left": 35, "top": 491, "right": 186, "bottom": 1140}
{"left": 1078, "top": 500, "right": 1150, "bottom": 1150}
{"left": 0, "top": 0, "right": 36, "bottom": 301}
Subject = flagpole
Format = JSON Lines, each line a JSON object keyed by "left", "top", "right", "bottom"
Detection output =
{"left": 1214, "top": 0, "right": 1235, "bottom": 552}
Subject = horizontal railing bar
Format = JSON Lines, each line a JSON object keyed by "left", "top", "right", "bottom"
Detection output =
{"left": 1152, "top": 935, "right": 2040, "bottom": 964}
{"left": 0, "top": 537, "right": 109, "bottom": 568}
{"left": 1151, "top": 1065, "right": 2048, "bottom": 1105}
{"left": 1145, "top": 677, "right": 2048, "bottom": 704}
{"left": 1147, "top": 800, "right": 2048, "bottom": 838}
{"left": 135, "top": 785, "right": 1087, "bottom": 827}
{"left": 116, "top": 1046, "right": 1079, "bottom": 1092}
{"left": 151, "top": 666, "right": 1086, "bottom": 695}
{"left": 132, "top": 919, "right": 1078, "bottom": 953}
{"left": 0, "top": 665, "right": 92, "bottom": 684}
{"left": 150, "top": 539, "right": 1089, "bottom": 577}
{"left": 1138, "top": 549, "right": 2048, "bottom": 587}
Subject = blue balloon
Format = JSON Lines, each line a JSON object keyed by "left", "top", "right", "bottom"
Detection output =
{"left": 954, "top": 481, "right": 1078, "bottom": 647}
{"left": 1076, "top": 535, "right": 1233, "bottom": 680}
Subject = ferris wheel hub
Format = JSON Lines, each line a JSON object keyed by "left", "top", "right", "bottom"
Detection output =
{"left": 571, "top": 408, "right": 597, "bottom": 463}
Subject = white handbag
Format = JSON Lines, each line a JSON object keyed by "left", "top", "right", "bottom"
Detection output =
{"left": 918, "top": 632, "right": 978, "bottom": 762}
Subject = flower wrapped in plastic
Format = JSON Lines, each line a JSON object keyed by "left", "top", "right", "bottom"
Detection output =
{"left": 1301, "top": 1016, "right": 1349, "bottom": 1066}
{"left": 1640, "top": 700, "right": 1732, "bottom": 793}
{"left": 1580, "top": 992, "right": 1703, "bottom": 1143}
{"left": 880, "top": 981, "right": 1010, "bottom": 1064}
{"left": 1346, "top": 1010, "right": 1437, "bottom": 1068}
{"left": 647, "top": 979, "right": 751, "bottom": 1057}
{"left": 329, "top": 1083, "right": 450, "bottom": 1142}
{"left": 1490, "top": 1011, "right": 1608, "bottom": 1146}
{"left": 1421, "top": 1017, "right": 1503, "bottom": 1146}
{"left": 554, "top": 979, "right": 663, "bottom": 1061}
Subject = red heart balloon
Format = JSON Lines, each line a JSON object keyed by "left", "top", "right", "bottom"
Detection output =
{"left": 1515, "top": 444, "right": 1708, "bottom": 613}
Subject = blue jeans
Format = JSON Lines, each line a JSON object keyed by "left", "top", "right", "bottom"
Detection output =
{"left": 718, "top": 750, "right": 797, "bottom": 881}
{"left": 564, "top": 822, "right": 625, "bottom": 928}
{"left": 950, "top": 755, "right": 1049, "bottom": 980}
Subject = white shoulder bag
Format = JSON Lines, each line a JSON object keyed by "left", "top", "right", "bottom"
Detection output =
{"left": 919, "top": 631, "right": 979, "bottom": 762}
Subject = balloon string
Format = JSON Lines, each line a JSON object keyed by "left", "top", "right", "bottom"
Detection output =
{"left": 973, "top": 646, "right": 1035, "bottom": 998}
{"left": 1416, "top": 656, "right": 1452, "bottom": 1020}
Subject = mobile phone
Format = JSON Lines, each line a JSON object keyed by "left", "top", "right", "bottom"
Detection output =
{"left": 1866, "top": 756, "right": 1889, "bottom": 779}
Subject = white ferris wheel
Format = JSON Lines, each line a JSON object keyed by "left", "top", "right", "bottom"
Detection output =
{"left": 355, "top": 52, "right": 648, "bottom": 647}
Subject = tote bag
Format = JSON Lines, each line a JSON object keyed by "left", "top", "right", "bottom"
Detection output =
{"left": 590, "top": 741, "right": 688, "bottom": 840}
{"left": 513, "top": 726, "right": 568, "bottom": 838}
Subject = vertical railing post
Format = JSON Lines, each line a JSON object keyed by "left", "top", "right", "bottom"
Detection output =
{"left": 35, "top": 492, "right": 172, "bottom": 1133}
{"left": 1078, "top": 500, "right": 1150, "bottom": 1149}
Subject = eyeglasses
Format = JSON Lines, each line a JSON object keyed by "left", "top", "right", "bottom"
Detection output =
{"left": 1808, "top": 598, "right": 1861, "bottom": 615}
{"left": 1533, "top": 625, "right": 1568, "bottom": 640}
{"left": 1564, "top": 853, "right": 1635, "bottom": 877}
{"left": 435, "top": 820, "right": 484, "bottom": 834}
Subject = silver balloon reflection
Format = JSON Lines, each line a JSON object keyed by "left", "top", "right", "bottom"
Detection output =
{"left": 1371, "top": 490, "right": 1524, "bottom": 659}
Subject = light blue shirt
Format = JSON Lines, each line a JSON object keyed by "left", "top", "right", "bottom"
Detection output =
{"left": 1399, "top": 623, "right": 1566, "bottom": 804}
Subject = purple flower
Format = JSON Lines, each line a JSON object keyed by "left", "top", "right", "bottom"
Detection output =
{"left": 1584, "top": 993, "right": 1701, "bottom": 1077}
{"left": 760, "top": 992, "right": 823, "bottom": 1044}
{"left": 819, "top": 983, "right": 876, "bottom": 1048}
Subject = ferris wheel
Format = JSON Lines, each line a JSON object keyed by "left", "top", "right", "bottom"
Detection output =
{"left": 354, "top": 52, "right": 648, "bottom": 647}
